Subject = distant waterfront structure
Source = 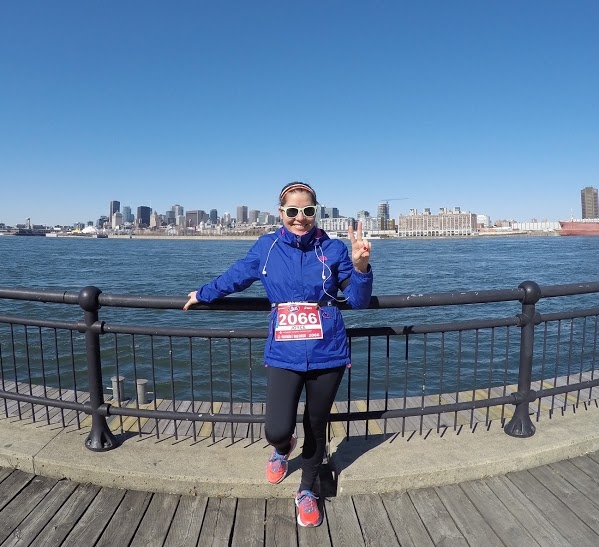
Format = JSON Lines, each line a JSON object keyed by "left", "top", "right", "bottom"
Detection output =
{"left": 210, "top": 209, "right": 218, "bottom": 224}
{"left": 512, "top": 221, "right": 560, "bottom": 233}
{"left": 319, "top": 216, "right": 356, "bottom": 232}
{"left": 249, "top": 209, "right": 260, "bottom": 224}
{"left": 109, "top": 201, "right": 120, "bottom": 225}
{"left": 122, "top": 206, "right": 133, "bottom": 224}
{"left": 377, "top": 202, "right": 390, "bottom": 230}
{"left": 137, "top": 206, "right": 151, "bottom": 228}
{"left": 477, "top": 214, "right": 491, "bottom": 228}
{"left": 236, "top": 205, "right": 248, "bottom": 224}
{"left": 581, "top": 186, "right": 599, "bottom": 219}
{"left": 112, "top": 212, "right": 123, "bottom": 229}
{"left": 322, "top": 207, "right": 340, "bottom": 219}
{"left": 97, "top": 215, "right": 109, "bottom": 229}
{"left": 398, "top": 207, "right": 477, "bottom": 237}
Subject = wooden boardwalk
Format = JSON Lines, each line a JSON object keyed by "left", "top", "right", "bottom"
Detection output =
{"left": 2, "top": 371, "right": 594, "bottom": 441}
{"left": 2, "top": 451, "right": 599, "bottom": 546}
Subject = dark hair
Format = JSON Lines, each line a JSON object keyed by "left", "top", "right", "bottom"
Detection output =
{"left": 279, "top": 182, "right": 317, "bottom": 205}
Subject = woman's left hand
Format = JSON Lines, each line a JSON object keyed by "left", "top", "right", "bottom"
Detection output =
{"left": 348, "top": 221, "right": 371, "bottom": 273}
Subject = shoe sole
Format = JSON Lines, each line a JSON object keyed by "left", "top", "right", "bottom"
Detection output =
{"left": 297, "top": 513, "right": 323, "bottom": 527}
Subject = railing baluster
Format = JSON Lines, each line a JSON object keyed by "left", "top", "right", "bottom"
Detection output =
{"left": 80, "top": 286, "right": 119, "bottom": 451}
{"left": 504, "top": 281, "right": 541, "bottom": 437}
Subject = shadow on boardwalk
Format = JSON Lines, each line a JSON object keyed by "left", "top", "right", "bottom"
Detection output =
{"left": 2, "top": 452, "right": 599, "bottom": 547}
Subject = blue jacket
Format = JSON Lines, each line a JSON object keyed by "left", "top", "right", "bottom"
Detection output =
{"left": 196, "top": 226, "right": 373, "bottom": 371}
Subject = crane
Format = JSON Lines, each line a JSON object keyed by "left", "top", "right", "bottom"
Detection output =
{"left": 380, "top": 198, "right": 409, "bottom": 206}
{"left": 379, "top": 198, "right": 409, "bottom": 215}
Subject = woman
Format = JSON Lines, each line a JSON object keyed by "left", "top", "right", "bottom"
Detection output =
{"left": 184, "top": 181, "right": 373, "bottom": 527}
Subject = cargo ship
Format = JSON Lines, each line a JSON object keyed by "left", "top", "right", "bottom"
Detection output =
{"left": 558, "top": 218, "right": 599, "bottom": 236}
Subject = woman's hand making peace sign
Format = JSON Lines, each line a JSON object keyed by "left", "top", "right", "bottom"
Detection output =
{"left": 347, "top": 220, "right": 371, "bottom": 273}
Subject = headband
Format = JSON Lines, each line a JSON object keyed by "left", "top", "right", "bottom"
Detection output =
{"left": 279, "top": 183, "right": 316, "bottom": 203}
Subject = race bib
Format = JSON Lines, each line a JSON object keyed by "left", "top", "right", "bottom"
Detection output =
{"left": 274, "top": 303, "right": 323, "bottom": 341}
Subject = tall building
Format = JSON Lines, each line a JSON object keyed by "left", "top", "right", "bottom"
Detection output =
{"left": 581, "top": 186, "right": 599, "bottom": 219}
{"left": 210, "top": 209, "right": 218, "bottom": 224}
{"left": 377, "top": 202, "right": 390, "bottom": 230}
{"left": 137, "top": 206, "right": 151, "bottom": 228}
{"left": 236, "top": 205, "right": 248, "bottom": 224}
{"left": 186, "top": 210, "right": 201, "bottom": 228}
{"left": 122, "top": 206, "right": 133, "bottom": 224}
{"left": 109, "top": 201, "right": 120, "bottom": 224}
{"left": 249, "top": 209, "right": 260, "bottom": 224}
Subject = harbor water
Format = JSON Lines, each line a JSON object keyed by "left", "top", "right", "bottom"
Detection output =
{"left": 1, "top": 234, "right": 598, "bottom": 400}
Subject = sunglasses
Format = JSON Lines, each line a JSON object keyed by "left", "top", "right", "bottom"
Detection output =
{"left": 280, "top": 205, "right": 317, "bottom": 218}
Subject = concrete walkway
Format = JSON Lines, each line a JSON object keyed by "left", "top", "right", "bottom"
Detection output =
{"left": 2, "top": 401, "right": 599, "bottom": 498}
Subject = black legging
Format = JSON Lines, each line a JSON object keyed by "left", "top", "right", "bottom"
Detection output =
{"left": 264, "top": 365, "right": 346, "bottom": 492}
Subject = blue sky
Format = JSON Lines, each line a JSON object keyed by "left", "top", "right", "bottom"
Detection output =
{"left": 1, "top": 1, "right": 598, "bottom": 227}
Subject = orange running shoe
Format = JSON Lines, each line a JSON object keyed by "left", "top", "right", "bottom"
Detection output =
{"left": 295, "top": 490, "right": 322, "bottom": 527}
{"left": 266, "top": 435, "right": 297, "bottom": 484}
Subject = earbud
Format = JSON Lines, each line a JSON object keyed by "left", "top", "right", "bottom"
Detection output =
{"left": 262, "top": 267, "right": 267, "bottom": 276}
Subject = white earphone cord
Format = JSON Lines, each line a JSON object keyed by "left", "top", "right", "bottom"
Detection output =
{"left": 316, "top": 244, "right": 348, "bottom": 303}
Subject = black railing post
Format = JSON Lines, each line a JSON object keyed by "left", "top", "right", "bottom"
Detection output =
{"left": 504, "top": 280, "right": 541, "bottom": 438}
{"left": 79, "top": 286, "right": 119, "bottom": 451}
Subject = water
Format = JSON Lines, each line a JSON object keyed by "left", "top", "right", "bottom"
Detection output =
{"left": 1, "top": 234, "right": 599, "bottom": 400}
{"left": 2, "top": 233, "right": 597, "bottom": 295}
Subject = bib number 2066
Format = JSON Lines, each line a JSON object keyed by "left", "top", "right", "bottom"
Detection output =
{"left": 274, "top": 303, "right": 324, "bottom": 341}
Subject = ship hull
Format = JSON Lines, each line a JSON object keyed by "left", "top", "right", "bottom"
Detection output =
{"left": 559, "top": 220, "right": 599, "bottom": 236}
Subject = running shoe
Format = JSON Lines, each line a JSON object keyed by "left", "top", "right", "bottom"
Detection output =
{"left": 266, "top": 435, "right": 297, "bottom": 484}
{"left": 295, "top": 489, "right": 322, "bottom": 527}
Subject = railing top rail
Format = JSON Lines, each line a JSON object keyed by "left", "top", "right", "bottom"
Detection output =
{"left": 2, "top": 280, "right": 599, "bottom": 311}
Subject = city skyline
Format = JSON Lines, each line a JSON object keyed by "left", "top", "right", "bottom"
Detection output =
{"left": 1, "top": 2, "right": 598, "bottom": 227}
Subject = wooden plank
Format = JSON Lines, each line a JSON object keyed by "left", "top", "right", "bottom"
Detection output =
{"left": 353, "top": 400, "right": 383, "bottom": 436}
{"left": 507, "top": 469, "right": 599, "bottom": 545}
{"left": 264, "top": 497, "right": 297, "bottom": 547}
{"left": 485, "top": 475, "right": 570, "bottom": 547}
{"left": 139, "top": 398, "right": 167, "bottom": 435}
{"left": 1, "top": 479, "right": 78, "bottom": 547}
{"left": 0, "top": 469, "right": 35, "bottom": 511}
{"left": 434, "top": 483, "right": 503, "bottom": 546}
{"left": 231, "top": 498, "right": 266, "bottom": 547}
{"left": 408, "top": 487, "right": 468, "bottom": 546}
{"left": 529, "top": 465, "right": 599, "bottom": 533}
{"left": 199, "top": 402, "right": 223, "bottom": 439}
{"left": 569, "top": 453, "right": 599, "bottom": 483}
{"left": 380, "top": 491, "right": 434, "bottom": 547}
{"left": 95, "top": 490, "right": 153, "bottom": 547}
{"left": 130, "top": 493, "right": 180, "bottom": 547}
{"left": 60, "top": 487, "right": 127, "bottom": 547}
{"left": 164, "top": 495, "right": 208, "bottom": 547}
{"left": 325, "top": 495, "right": 365, "bottom": 547}
{"left": 28, "top": 483, "right": 99, "bottom": 547}
{"left": 0, "top": 475, "right": 57, "bottom": 544}
{"left": 352, "top": 493, "right": 400, "bottom": 546}
{"left": 329, "top": 402, "right": 348, "bottom": 439}
{"left": 0, "top": 466, "right": 13, "bottom": 483}
{"left": 197, "top": 497, "right": 236, "bottom": 547}
{"left": 458, "top": 479, "right": 540, "bottom": 546}
{"left": 549, "top": 459, "right": 599, "bottom": 506}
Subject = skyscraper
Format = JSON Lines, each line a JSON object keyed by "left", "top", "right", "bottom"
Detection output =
{"left": 236, "top": 205, "right": 248, "bottom": 224}
{"left": 137, "top": 206, "right": 151, "bottom": 228}
{"left": 581, "top": 186, "right": 599, "bottom": 219}
{"left": 109, "top": 201, "right": 120, "bottom": 224}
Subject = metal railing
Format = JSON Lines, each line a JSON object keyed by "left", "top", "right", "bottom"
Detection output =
{"left": 1, "top": 281, "right": 598, "bottom": 452}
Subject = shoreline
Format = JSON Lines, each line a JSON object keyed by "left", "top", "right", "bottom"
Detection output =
{"left": 107, "top": 232, "right": 560, "bottom": 241}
